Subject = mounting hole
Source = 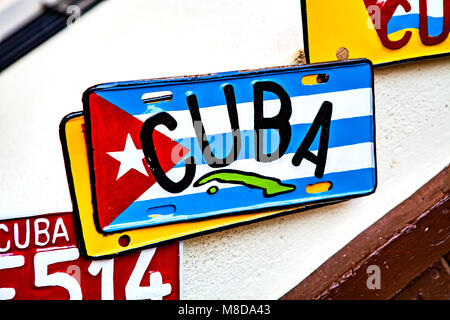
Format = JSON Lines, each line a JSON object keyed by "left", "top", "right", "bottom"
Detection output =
{"left": 336, "top": 47, "right": 349, "bottom": 61}
{"left": 118, "top": 235, "right": 131, "bottom": 247}
{"left": 306, "top": 181, "right": 333, "bottom": 194}
{"left": 302, "top": 74, "right": 329, "bottom": 85}
{"left": 141, "top": 91, "right": 173, "bottom": 104}
{"left": 147, "top": 205, "right": 176, "bottom": 217}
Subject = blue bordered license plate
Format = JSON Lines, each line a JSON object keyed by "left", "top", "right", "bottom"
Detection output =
{"left": 82, "top": 59, "right": 377, "bottom": 233}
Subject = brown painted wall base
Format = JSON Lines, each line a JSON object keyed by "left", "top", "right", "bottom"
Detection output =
{"left": 282, "top": 165, "right": 450, "bottom": 300}
{"left": 393, "top": 255, "right": 450, "bottom": 300}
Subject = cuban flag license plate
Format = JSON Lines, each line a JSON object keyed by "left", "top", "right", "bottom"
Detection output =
{"left": 82, "top": 59, "right": 377, "bottom": 233}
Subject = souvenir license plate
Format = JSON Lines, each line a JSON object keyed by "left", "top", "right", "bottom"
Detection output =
{"left": 0, "top": 212, "right": 181, "bottom": 300}
{"left": 61, "top": 112, "right": 310, "bottom": 257}
{"left": 82, "top": 60, "right": 377, "bottom": 234}
{"left": 302, "top": 0, "right": 450, "bottom": 66}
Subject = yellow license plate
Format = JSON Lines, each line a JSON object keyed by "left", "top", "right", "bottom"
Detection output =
{"left": 302, "top": 0, "right": 450, "bottom": 66}
{"left": 60, "top": 113, "right": 307, "bottom": 258}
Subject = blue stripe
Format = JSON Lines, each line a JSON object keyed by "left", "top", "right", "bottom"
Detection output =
{"left": 105, "top": 168, "right": 376, "bottom": 231}
{"left": 173, "top": 115, "right": 374, "bottom": 167}
{"left": 388, "top": 14, "right": 445, "bottom": 37}
{"left": 94, "top": 63, "right": 372, "bottom": 116}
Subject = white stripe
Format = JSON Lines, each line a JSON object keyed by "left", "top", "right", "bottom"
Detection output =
{"left": 393, "top": 0, "right": 444, "bottom": 18}
{"left": 135, "top": 88, "right": 373, "bottom": 140}
{"left": 136, "top": 142, "right": 375, "bottom": 201}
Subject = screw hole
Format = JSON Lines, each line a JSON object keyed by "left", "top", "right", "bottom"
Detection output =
{"left": 336, "top": 47, "right": 349, "bottom": 61}
{"left": 147, "top": 205, "right": 176, "bottom": 217}
{"left": 302, "top": 74, "right": 329, "bottom": 85}
{"left": 306, "top": 181, "right": 333, "bottom": 194}
{"left": 118, "top": 235, "right": 131, "bottom": 247}
{"left": 141, "top": 91, "right": 173, "bottom": 104}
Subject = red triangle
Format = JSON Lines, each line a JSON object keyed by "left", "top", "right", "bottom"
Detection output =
{"left": 89, "top": 93, "right": 189, "bottom": 229}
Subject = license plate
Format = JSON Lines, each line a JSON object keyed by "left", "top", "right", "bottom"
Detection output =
{"left": 0, "top": 213, "right": 181, "bottom": 300}
{"left": 82, "top": 60, "right": 377, "bottom": 234}
{"left": 61, "top": 112, "right": 309, "bottom": 257}
{"left": 302, "top": 0, "right": 450, "bottom": 66}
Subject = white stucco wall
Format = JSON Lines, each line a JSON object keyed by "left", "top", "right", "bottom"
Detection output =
{"left": 0, "top": 0, "right": 449, "bottom": 299}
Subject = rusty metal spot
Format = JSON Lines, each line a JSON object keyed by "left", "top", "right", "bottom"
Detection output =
{"left": 293, "top": 50, "right": 306, "bottom": 64}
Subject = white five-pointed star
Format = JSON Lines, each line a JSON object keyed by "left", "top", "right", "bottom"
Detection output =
{"left": 107, "top": 134, "right": 148, "bottom": 180}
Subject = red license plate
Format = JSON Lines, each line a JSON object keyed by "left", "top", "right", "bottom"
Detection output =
{"left": 0, "top": 212, "right": 180, "bottom": 300}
